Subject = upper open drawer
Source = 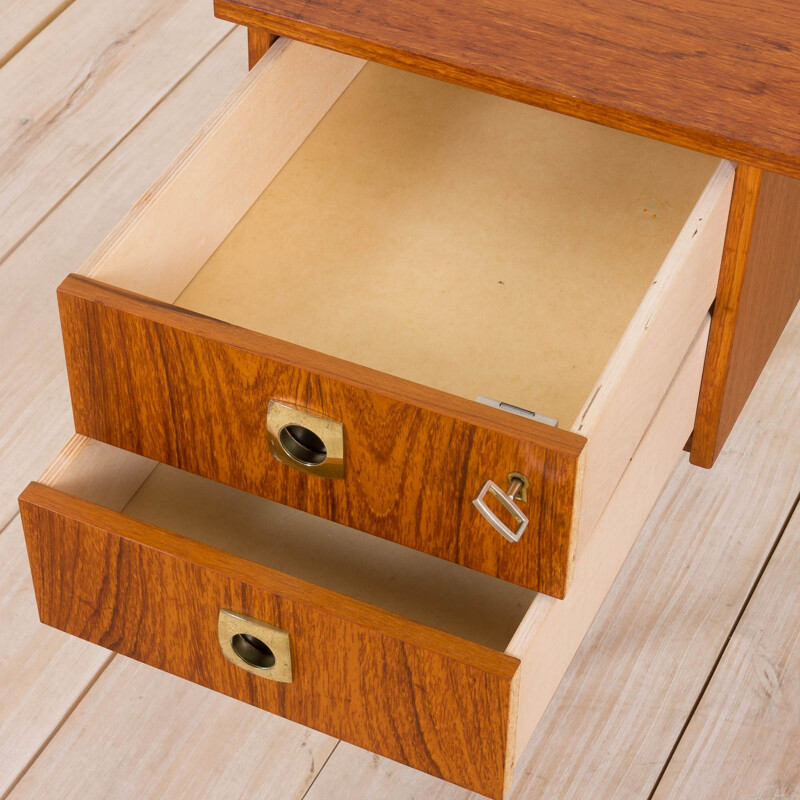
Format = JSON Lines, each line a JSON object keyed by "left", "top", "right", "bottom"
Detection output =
{"left": 58, "top": 39, "right": 733, "bottom": 597}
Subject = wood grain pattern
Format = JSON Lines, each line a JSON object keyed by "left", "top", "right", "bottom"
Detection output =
{"left": 0, "top": 0, "right": 232, "bottom": 264}
{"left": 691, "top": 170, "right": 800, "bottom": 466}
{"left": 215, "top": 0, "right": 800, "bottom": 178}
{"left": 18, "top": 482, "right": 520, "bottom": 800}
{"left": 653, "top": 496, "right": 800, "bottom": 800}
{"left": 247, "top": 26, "right": 275, "bottom": 68}
{"left": 58, "top": 274, "right": 586, "bottom": 597}
{"left": 690, "top": 164, "right": 762, "bottom": 467}
{"left": 0, "top": 0, "right": 74, "bottom": 68}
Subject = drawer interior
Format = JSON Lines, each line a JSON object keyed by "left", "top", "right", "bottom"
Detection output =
{"left": 59, "top": 446, "right": 535, "bottom": 651}
{"left": 67, "top": 39, "right": 732, "bottom": 596}
{"left": 175, "top": 61, "right": 720, "bottom": 427}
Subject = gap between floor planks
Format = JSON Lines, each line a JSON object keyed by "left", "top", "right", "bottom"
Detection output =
{"left": 0, "top": 0, "right": 233, "bottom": 267}
{"left": 652, "top": 485, "right": 800, "bottom": 799}
{"left": 0, "top": 22, "right": 248, "bottom": 798}
{"left": 0, "top": 649, "right": 114, "bottom": 800}
{"left": 0, "top": 0, "right": 76, "bottom": 69}
{"left": 647, "top": 484, "right": 800, "bottom": 799}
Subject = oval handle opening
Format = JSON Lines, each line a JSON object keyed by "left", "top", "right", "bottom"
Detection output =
{"left": 279, "top": 424, "right": 328, "bottom": 466}
{"left": 266, "top": 400, "right": 345, "bottom": 479}
{"left": 231, "top": 633, "right": 277, "bottom": 670}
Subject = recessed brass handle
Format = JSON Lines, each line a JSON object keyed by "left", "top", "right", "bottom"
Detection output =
{"left": 266, "top": 400, "right": 344, "bottom": 479}
{"left": 217, "top": 609, "right": 293, "bottom": 683}
{"left": 472, "top": 474, "right": 530, "bottom": 543}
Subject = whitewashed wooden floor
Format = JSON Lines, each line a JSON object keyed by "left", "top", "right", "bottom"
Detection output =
{"left": 2, "top": 2, "right": 799, "bottom": 798}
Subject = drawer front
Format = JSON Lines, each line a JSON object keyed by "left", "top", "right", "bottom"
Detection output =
{"left": 19, "top": 482, "right": 520, "bottom": 800}
{"left": 58, "top": 274, "right": 585, "bottom": 597}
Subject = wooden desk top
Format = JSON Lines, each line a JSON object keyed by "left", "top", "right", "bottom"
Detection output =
{"left": 216, "top": 0, "right": 800, "bottom": 178}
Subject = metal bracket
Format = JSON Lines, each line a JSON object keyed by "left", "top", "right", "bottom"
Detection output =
{"left": 476, "top": 395, "right": 558, "bottom": 427}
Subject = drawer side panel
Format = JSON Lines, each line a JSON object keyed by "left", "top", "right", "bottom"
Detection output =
{"left": 19, "top": 483, "right": 519, "bottom": 800}
{"left": 57, "top": 274, "right": 585, "bottom": 597}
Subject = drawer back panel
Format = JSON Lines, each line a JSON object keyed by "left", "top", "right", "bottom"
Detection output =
{"left": 19, "top": 482, "right": 519, "bottom": 799}
{"left": 58, "top": 274, "right": 585, "bottom": 597}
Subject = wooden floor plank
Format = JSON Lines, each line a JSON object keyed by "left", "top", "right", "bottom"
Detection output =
{"left": 0, "top": 0, "right": 75, "bottom": 68}
{"left": 652, "top": 500, "right": 800, "bottom": 798}
{"left": 0, "top": 518, "right": 110, "bottom": 796}
{"left": 6, "top": 656, "right": 337, "bottom": 800}
{"left": 0, "top": 0, "right": 232, "bottom": 265}
{"left": 0, "top": 29, "right": 247, "bottom": 530}
{"left": 301, "top": 307, "right": 800, "bottom": 798}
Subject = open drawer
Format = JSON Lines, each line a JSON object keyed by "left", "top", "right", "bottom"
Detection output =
{"left": 57, "top": 39, "right": 733, "bottom": 597}
{"left": 21, "top": 315, "right": 708, "bottom": 800}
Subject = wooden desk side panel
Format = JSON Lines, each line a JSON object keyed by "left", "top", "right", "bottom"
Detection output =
{"left": 692, "top": 170, "right": 800, "bottom": 466}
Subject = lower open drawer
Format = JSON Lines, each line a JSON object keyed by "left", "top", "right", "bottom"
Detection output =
{"left": 19, "top": 316, "right": 708, "bottom": 799}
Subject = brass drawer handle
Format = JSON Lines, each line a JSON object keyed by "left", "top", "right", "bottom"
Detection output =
{"left": 217, "top": 609, "right": 293, "bottom": 683}
{"left": 266, "top": 400, "right": 345, "bottom": 479}
{"left": 472, "top": 474, "right": 530, "bottom": 543}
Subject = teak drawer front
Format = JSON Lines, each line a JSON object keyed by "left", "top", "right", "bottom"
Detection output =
{"left": 58, "top": 274, "right": 584, "bottom": 598}
{"left": 19, "top": 482, "right": 520, "bottom": 800}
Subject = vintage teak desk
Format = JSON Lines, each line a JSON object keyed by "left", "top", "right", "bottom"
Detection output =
{"left": 18, "top": 2, "right": 800, "bottom": 797}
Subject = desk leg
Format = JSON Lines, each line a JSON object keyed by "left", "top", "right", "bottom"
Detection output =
{"left": 248, "top": 27, "right": 277, "bottom": 69}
